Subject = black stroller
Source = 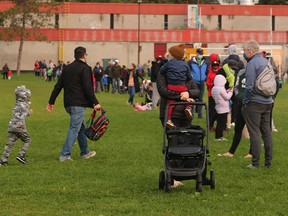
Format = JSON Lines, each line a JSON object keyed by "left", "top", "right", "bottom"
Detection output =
{"left": 159, "top": 102, "right": 215, "bottom": 192}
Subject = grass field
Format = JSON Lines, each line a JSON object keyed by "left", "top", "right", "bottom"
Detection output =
{"left": 0, "top": 73, "right": 287, "bottom": 216}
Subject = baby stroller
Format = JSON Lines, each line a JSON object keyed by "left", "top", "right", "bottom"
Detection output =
{"left": 158, "top": 102, "right": 215, "bottom": 192}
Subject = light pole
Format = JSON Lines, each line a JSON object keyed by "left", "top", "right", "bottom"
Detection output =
{"left": 137, "top": 0, "right": 142, "bottom": 66}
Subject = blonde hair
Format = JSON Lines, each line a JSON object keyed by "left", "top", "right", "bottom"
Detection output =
{"left": 243, "top": 40, "right": 259, "bottom": 54}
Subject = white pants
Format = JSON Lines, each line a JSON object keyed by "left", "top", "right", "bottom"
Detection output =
{"left": 152, "top": 82, "right": 160, "bottom": 108}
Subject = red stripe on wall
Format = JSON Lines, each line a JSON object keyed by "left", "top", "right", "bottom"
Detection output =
{"left": 36, "top": 28, "right": 287, "bottom": 43}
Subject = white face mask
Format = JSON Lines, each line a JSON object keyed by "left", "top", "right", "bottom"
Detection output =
{"left": 198, "top": 55, "right": 203, "bottom": 59}
{"left": 230, "top": 69, "right": 235, "bottom": 74}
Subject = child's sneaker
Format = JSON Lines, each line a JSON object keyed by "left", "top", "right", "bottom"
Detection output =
{"left": 16, "top": 155, "right": 28, "bottom": 164}
{"left": 166, "top": 120, "right": 176, "bottom": 129}
{"left": 184, "top": 106, "right": 193, "bottom": 120}
{"left": 0, "top": 160, "right": 8, "bottom": 166}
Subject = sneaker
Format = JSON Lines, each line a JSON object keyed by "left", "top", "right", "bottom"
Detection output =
{"left": 184, "top": 107, "right": 193, "bottom": 120}
{"left": 16, "top": 155, "right": 28, "bottom": 164}
{"left": 59, "top": 155, "right": 73, "bottom": 162}
{"left": 215, "top": 137, "right": 228, "bottom": 141}
{"left": 166, "top": 120, "right": 176, "bottom": 129}
{"left": 246, "top": 164, "right": 259, "bottom": 169}
{"left": 0, "top": 160, "right": 8, "bottom": 166}
{"left": 244, "top": 154, "right": 252, "bottom": 158}
{"left": 272, "top": 128, "right": 278, "bottom": 132}
{"left": 82, "top": 151, "right": 96, "bottom": 159}
{"left": 231, "top": 122, "right": 235, "bottom": 127}
{"left": 217, "top": 152, "right": 234, "bottom": 157}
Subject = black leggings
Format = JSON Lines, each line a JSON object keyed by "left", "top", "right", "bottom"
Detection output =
{"left": 228, "top": 103, "right": 251, "bottom": 154}
{"left": 215, "top": 113, "right": 227, "bottom": 139}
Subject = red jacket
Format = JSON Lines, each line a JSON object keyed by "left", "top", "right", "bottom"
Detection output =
{"left": 206, "top": 54, "right": 220, "bottom": 97}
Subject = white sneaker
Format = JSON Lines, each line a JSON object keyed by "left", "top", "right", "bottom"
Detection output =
{"left": 272, "top": 128, "right": 278, "bottom": 132}
{"left": 82, "top": 151, "right": 96, "bottom": 159}
{"left": 215, "top": 137, "right": 228, "bottom": 141}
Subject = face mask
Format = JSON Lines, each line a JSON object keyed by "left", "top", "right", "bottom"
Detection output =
{"left": 198, "top": 55, "right": 203, "bottom": 59}
{"left": 243, "top": 53, "right": 251, "bottom": 62}
{"left": 230, "top": 69, "right": 235, "bottom": 74}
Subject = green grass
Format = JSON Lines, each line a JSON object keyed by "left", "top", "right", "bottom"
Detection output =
{"left": 0, "top": 74, "right": 288, "bottom": 216}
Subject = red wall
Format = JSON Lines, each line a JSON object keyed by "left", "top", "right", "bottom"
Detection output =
{"left": 1, "top": 2, "right": 288, "bottom": 43}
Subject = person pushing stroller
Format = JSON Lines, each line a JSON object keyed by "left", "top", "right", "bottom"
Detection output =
{"left": 159, "top": 44, "right": 194, "bottom": 129}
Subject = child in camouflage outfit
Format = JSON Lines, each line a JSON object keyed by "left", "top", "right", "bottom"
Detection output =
{"left": 0, "top": 85, "right": 32, "bottom": 165}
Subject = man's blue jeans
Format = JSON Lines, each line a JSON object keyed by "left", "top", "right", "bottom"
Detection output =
{"left": 61, "top": 106, "right": 89, "bottom": 157}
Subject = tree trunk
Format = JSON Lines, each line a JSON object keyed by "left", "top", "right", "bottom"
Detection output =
{"left": 16, "top": 12, "right": 26, "bottom": 76}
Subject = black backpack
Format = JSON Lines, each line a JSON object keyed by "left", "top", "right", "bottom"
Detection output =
{"left": 85, "top": 109, "right": 109, "bottom": 141}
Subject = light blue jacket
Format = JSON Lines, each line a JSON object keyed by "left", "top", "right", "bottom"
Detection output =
{"left": 188, "top": 57, "right": 208, "bottom": 84}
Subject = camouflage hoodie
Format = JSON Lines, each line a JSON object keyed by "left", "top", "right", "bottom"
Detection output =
{"left": 8, "top": 86, "right": 32, "bottom": 133}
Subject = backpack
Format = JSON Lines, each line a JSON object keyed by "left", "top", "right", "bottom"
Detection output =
{"left": 255, "top": 62, "right": 277, "bottom": 97}
{"left": 85, "top": 109, "right": 109, "bottom": 141}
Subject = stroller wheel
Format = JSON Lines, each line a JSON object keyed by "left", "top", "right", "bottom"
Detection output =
{"left": 164, "top": 174, "right": 172, "bottom": 192}
{"left": 159, "top": 170, "right": 165, "bottom": 190}
{"left": 210, "top": 170, "right": 216, "bottom": 189}
{"left": 165, "top": 182, "right": 171, "bottom": 192}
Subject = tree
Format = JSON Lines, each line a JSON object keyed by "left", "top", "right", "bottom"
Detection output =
{"left": 0, "top": 0, "right": 59, "bottom": 75}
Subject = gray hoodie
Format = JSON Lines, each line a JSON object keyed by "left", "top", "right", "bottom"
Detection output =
{"left": 8, "top": 86, "right": 32, "bottom": 133}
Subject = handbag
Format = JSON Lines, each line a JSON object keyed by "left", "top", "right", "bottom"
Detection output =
{"left": 85, "top": 109, "right": 109, "bottom": 141}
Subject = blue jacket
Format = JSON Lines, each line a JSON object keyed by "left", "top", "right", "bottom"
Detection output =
{"left": 188, "top": 57, "right": 208, "bottom": 84}
{"left": 159, "top": 59, "right": 191, "bottom": 85}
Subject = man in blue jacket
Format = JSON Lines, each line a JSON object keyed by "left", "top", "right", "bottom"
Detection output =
{"left": 47, "top": 46, "right": 102, "bottom": 162}
{"left": 188, "top": 48, "right": 209, "bottom": 118}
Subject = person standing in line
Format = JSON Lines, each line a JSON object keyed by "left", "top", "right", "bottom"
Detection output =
{"left": 206, "top": 54, "right": 221, "bottom": 132}
{"left": 241, "top": 40, "right": 274, "bottom": 169}
{"left": 222, "top": 44, "right": 245, "bottom": 126}
{"left": 159, "top": 44, "right": 194, "bottom": 129}
{"left": 157, "top": 69, "right": 200, "bottom": 188}
{"left": 188, "top": 48, "right": 209, "bottom": 118}
{"left": 112, "top": 60, "right": 121, "bottom": 94}
{"left": 93, "top": 62, "right": 104, "bottom": 93}
{"left": 0, "top": 86, "right": 32, "bottom": 165}
{"left": 150, "top": 56, "right": 162, "bottom": 108}
{"left": 104, "top": 60, "right": 114, "bottom": 93}
{"left": 217, "top": 68, "right": 252, "bottom": 158}
{"left": 212, "top": 74, "right": 233, "bottom": 141}
{"left": 47, "top": 46, "right": 101, "bottom": 162}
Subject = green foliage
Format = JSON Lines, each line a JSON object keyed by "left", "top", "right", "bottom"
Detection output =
{"left": 0, "top": 73, "right": 288, "bottom": 215}
{"left": 258, "top": 0, "right": 288, "bottom": 4}
{"left": 0, "top": 0, "right": 59, "bottom": 41}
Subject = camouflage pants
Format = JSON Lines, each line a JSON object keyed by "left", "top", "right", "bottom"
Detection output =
{"left": 1, "top": 131, "right": 31, "bottom": 162}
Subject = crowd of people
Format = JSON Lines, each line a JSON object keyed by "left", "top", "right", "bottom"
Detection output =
{"left": 0, "top": 40, "right": 283, "bottom": 171}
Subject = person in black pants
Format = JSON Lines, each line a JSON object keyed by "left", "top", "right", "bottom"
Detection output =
{"left": 218, "top": 68, "right": 252, "bottom": 157}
